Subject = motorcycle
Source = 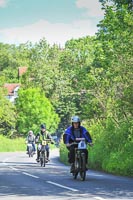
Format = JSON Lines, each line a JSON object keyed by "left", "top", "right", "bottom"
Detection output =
{"left": 71, "top": 138, "right": 91, "bottom": 181}
{"left": 27, "top": 142, "right": 34, "bottom": 157}
{"left": 38, "top": 139, "right": 52, "bottom": 167}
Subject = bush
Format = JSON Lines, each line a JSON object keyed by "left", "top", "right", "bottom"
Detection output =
{"left": 59, "top": 119, "right": 133, "bottom": 177}
{"left": 59, "top": 141, "right": 69, "bottom": 165}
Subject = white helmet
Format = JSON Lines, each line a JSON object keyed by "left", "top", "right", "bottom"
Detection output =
{"left": 28, "top": 130, "right": 33, "bottom": 135}
{"left": 71, "top": 116, "right": 80, "bottom": 123}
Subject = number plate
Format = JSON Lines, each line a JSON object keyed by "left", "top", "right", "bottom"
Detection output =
{"left": 42, "top": 141, "right": 46, "bottom": 145}
{"left": 78, "top": 141, "right": 86, "bottom": 149}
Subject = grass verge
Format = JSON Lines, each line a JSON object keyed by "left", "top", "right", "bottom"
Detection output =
{"left": 0, "top": 135, "right": 25, "bottom": 152}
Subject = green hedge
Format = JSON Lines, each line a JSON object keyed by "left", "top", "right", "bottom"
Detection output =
{"left": 59, "top": 119, "right": 133, "bottom": 177}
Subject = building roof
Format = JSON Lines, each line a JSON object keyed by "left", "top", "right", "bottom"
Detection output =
{"left": 18, "top": 67, "right": 27, "bottom": 77}
{"left": 4, "top": 83, "right": 20, "bottom": 96}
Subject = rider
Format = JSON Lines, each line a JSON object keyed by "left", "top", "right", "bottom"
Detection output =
{"left": 63, "top": 116, "right": 93, "bottom": 173}
{"left": 26, "top": 130, "right": 36, "bottom": 153}
{"left": 35, "top": 124, "right": 54, "bottom": 162}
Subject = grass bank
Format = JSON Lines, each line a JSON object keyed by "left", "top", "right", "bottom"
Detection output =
{"left": 0, "top": 135, "right": 58, "bottom": 152}
{"left": 0, "top": 135, "right": 26, "bottom": 152}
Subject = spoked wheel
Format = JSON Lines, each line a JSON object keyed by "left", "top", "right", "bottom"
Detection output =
{"left": 31, "top": 150, "right": 34, "bottom": 157}
{"left": 43, "top": 152, "right": 46, "bottom": 167}
{"left": 80, "top": 170, "right": 86, "bottom": 181}
{"left": 73, "top": 171, "right": 78, "bottom": 179}
{"left": 73, "top": 160, "right": 79, "bottom": 179}
{"left": 80, "top": 155, "right": 86, "bottom": 181}
{"left": 28, "top": 148, "right": 32, "bottom": 157}
{"left": 40, "top": 157, "right": 43, "bottom": 167}
{"left": 40, "top": 152, "right": 43, "bottom": 167}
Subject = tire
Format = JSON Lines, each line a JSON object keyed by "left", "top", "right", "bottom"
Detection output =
{"left": 80, "top": 153, "right": 86, "bottom": 181}
{"left": 73, "top": 159, "right": 79, "bottom": 179}
{"left": 40, "top": 152, "right": 43, "bottom": 167}
{"left": 40, "top": 157, "right": 43, "bottom": 167}
{"left": 28, "top": 147, "right": 32, "bottom": 157}
{"left": 73, "top": 171, "right": 78, "bottom": 179}
{"left": 43, "top": 152, "right": 45, "bottom": 167}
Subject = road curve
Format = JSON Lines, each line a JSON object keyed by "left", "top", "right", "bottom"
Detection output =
{"left": 0, "top": 149, "right": 132, "bottom": 200}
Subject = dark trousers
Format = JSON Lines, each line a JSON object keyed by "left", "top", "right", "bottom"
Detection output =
{"left": 68, "top": 145, "right": 88, "bottom": 164}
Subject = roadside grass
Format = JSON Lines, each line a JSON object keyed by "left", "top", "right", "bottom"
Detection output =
{"left": 0, "top": 135, "right": 26, "bottom": 152}
{"left": 0, "top": 135, "right": 58, "bottom": 152}
{"left": 59, "top": 141, "right": 69, "bottom": 165}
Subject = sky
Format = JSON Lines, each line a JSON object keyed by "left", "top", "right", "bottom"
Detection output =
{"left": 0, "top": 0, "right": 104, "bottom": 46}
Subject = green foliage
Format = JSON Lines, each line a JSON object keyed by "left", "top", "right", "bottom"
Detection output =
{"left": 0, "top": 0, "right": 132, "bottom": 176}
{"left": 59, "top": 141, "right": 69, "bottom": 165}
{"left": 0, "top": 42, "right": 32, "bottom": 82}
{"left": 88, "top": 119, "right": 133, "bottom": 176}
{"left": 59, "top": 0, "right": 133, "bottom": 176}
{"left": 0, "top": 88, "right": 16, "bottom": 135}
{"left": 15, "top": 87, "right": 60, "bottom": 134}
{"left": 0, "top": 135, "right": 25, "bottom": 152}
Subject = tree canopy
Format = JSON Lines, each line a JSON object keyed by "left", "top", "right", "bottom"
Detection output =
{"left": 15, "top": 88, "right": 60, "bottom": 134}
{"left": 0, "top": 0, "right": 132, "bottom": 175}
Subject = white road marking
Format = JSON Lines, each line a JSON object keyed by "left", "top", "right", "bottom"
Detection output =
{"left": 22, "top": 172, "right": 39, "bottom": 179}
{"left": 47, "top": 181, "right": 79, "bottom": 192}
{"left": 94, "top": 197, "right": 105, "bottom": 200}
{"left": 1, "top": 154, "right": 106, "bottom": 199}
{"left": 9, "top": 166, "right": 19, "bottom": 171}
{"left": 2, "top": 158, "right": 9, "bottom": 165}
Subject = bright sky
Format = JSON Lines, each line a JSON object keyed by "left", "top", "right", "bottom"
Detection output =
{"left": 0, "top": 0, "right": 104, "bottom": 46}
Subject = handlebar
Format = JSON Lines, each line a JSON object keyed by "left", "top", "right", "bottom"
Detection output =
{"left": 66, "top": 137, "right": 93, "bottom": 147}
{"left": 75, "top": 138, "right": 85, "bottom": 141}
{"left": 42, "top": 139, "right": 52, "bottom": 141}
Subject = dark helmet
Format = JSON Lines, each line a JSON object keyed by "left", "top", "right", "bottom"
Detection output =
{"left": 71, "top": 116, "right": 80, "bottom": 123}
{"left": 40, "top": 124, "right": 46, "bottom": 129}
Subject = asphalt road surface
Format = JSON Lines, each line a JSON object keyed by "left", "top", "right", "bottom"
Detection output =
{"left": 0, "top": 149, "right": 132, "bottom": 200}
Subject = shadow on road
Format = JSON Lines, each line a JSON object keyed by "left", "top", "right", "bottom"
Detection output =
{"left": 0, "top": 151, "right": 133, "bottom": 199}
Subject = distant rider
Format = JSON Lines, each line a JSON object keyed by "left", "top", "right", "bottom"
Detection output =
{"left": 35, "top": 124, "right": 54, "bottom": 162}
{"left": 26, "top": 130, "right": 36, "bottom": 153}
{"left": 63, "top": 116, "right": 93, "bottom": 173}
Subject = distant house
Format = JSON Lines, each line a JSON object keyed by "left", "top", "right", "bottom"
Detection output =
{"left": 18, "top": 67, "right": 27, "bottom": 79}
{"left": 4, "top": 83, "right": 21, "bottom": 103}
{"left": 4, "top": 67, "right": 28, "bottom": 103}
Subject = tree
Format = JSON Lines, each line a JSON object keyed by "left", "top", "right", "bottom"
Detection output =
{"left": 0, "top": 87, "right": 16, "bottom": 136}
{"left": 15, "top": 88, "right": 60, "bottom": 134}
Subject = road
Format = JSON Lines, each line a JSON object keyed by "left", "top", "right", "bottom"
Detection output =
{"left": 0, "top": 149, "right": 132, "bottom": 200}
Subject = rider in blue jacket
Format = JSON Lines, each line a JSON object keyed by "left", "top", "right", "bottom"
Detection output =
{"left": 63, "top": 116, "right": 93, "bottom": 173}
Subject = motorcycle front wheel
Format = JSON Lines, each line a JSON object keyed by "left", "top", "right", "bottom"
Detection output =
{"left": 28, "top": 147, "right": 32, "bottom": 157}
{"left": 43, "top": 152, "right": 46, "bottom": 167}
{"left": 40, "top": 157, "right": 43, "bottom": 167}
{"left": 73, "top": 159, "right": 79, "bottom": 179}
{"left": 80, "top": 154, "right": 86, "bottom": 181}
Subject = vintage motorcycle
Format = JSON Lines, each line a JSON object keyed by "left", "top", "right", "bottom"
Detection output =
{"left": 27, "top": 142, "right": 34, "bottom": 157}
{"left": 71, "top": 138, "right": 90, "bottom": 181}
{"left": 37, "top": 139, "right": 52, "bottom": 167}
